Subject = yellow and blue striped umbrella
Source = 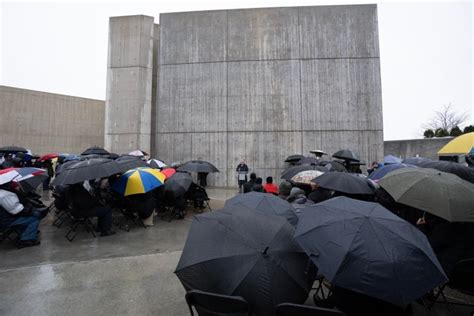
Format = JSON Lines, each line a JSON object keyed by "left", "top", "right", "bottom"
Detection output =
{"left": 112, "top": 167, "right": 165, "bottom": 196}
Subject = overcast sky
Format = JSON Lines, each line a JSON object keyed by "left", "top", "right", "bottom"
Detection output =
{"left": 1, "top": 0, "right": 472, "bottom": 140}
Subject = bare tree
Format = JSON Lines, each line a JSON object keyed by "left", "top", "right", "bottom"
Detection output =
{"left": 423, "top": 103, "right": 470, "bottom": 131}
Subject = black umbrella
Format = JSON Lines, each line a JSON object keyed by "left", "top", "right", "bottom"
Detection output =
{"left": 284, "top": 154, "right": 304, "bottom": 163}
{"left": 281, "top": 164, "right": 327, "bottom": 180}
{"left": 115, "top": 155, "right": 148, "bottom": 172}
{"left": 319, "top": 160, "right": 347, "bottom": 172}
{"left": 332, "top": 149, "right": 360, "bottom": 162}
{"left": 81, "top": 146, "right": 110, "bottom": 156}
{"left": 295, "top": 197, "right": 447, "bottom": 306}
{"left": 176, "top": 206, "right": 313, "bottom": 315}
{"left": 0, "top": 146, "right": 28, "bottom": 154}
{"left": 177, "top": 160, "right": 219, "bottom": 173}
{"left": 224, "top": 191, "right": 299, "bottom": 226}
{"left": 419, "top": 160, "right": 474, "bottom": 183}
{"left": 56, "top": 160, "right": 79, "bottom": 175}
{"left": 163, "top": 172, "right": 193, "bottom": 196}
{"left": 51, "top": 158, "right": 121, "bottom": 186}
{"left": 296, "top": 156, "right": 320, "bottom": 165}
{"left": 311, "top": 172, "right": 374, "bottom": 195}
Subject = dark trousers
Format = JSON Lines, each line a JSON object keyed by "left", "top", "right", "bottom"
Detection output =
{"left": 74, "top": 206, "right": 112, "bottom": 232}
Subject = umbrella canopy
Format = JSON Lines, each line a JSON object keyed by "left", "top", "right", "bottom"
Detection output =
{"left": 402, "top": 157, "right": 432, "bottom": 165}
{"left": 291, "top": 170, "right": 324, "bottom": 185}
{"left": 309, "top": 149, "right": 327, "bottom": 156}
{"left": 296, "top": 156, "right": 320, "bottom": 165}
{"left": 295, "top": 197, "right": 447, "bottom": 307}
{"left": 0, "top": 168, "right": 20, "bottom": 185}
{"left": 224, "top": 191, "right": 298, "bottom": 226}
{"left": 368, "top": 163, "right": 417, "bottom": 182}
{"left": 14, "top": 167, "right": 48, "bottom": 192}
{"left": 161, "top": 168, "right": 176, "bottom": 179}
{"left": 0, "top": 146, "right": 28, "bottom": 154}
{"left": 176, "top": 206, "right": 313, "bottom": 315}
{"left": 112, "top": 167, "right": 165, "bottom": 196}
{"left": 379, "top": 168, "right": 474, "bottom": 222}
{"left": 128, "top": 150, "right": 148, "bottom": 157}
{"left": 281, "top": 164, "right": 327, "bottom": 180}
{"left": 383, "top": 155, "right": 402, "bottom": 165}
{"left": 115, "top": 155, "right": 148, "bottom": 172}
{"left": 419, "top": 160, "right": 474, "bottom": 183}
{"left": 38, "top": 153, "right": 59, "bottom": 162}
{"left": 177, "top": 160, "right": 219, "bottom": 173}
{"left": 148, "top": 158, "right": 167, "bottom": 169}
{"left": 81, "top": 146, "right": 110, "bottom": 156}
{"left": 319, "top": 160, "right": 347, "bottom": 172}
{"left": 63, "top": 155, "right": 80, "bottom": 162}
{"left": 56, "top": 161, "right": 79, "bottom": 174}
{"left": 438, "top": 132, "right": 474, "bottom": 155}
{"left": 284, "top": 154, "right": 304, "bottom": 163}
{"left": 163, "top": 172, "right": 193, "bottom": 196}
{"left": 311, "top": 172, "right": 375, "bottom": 195}
{"left": 51, "top": 158, "right": 121, "bottom": 186}
{"left": 332, "top": 149, "right": 360, "bottom": 162}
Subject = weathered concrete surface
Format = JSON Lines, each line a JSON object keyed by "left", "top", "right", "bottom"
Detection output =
{"left": 154, "top": 5, "right": 383, "bottom": 186}
{"left": 105, "top": 15, "right": 155, "bottom": 154}
{"left": 384, "top": 137, "right": 453, "bottom": 160}
{"left": 159, "top": 11, "right": 227, "bottom": 65}
{"left": 0, "top": 85, "right": 104, "bottom": 155}
{"left": 227, "top": 8, "right": 300, "bottom": 61}
{"left": 298, "top": 5, "right": 380, "bottom": 58}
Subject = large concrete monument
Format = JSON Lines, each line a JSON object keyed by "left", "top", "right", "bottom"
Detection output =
{"left": 105, "top": 5, "right": 383, "bottom": 186}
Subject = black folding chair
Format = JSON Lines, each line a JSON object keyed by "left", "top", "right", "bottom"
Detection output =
{"left": 276, "top": 303, "right": 345, "bottom": 316}
{"left": 65, "top": 210, "right": 97, "bottom": 242}
{"left": 185, "top": 289, "right": 253, "bottom": 316}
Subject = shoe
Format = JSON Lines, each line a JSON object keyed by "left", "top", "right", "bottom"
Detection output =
{"left": 17, "top": 239, "right": 41, "bottom": 249}
{"left": 100, "top": 230, "right": 116, "bottom": 237}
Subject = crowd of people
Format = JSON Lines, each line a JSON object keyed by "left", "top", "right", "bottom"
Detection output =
{"left": 0, "top": 148, "right": 210, "bottom": 248}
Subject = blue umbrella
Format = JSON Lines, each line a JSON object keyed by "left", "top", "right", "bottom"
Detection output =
{"left": 64, "top": 155, "right": 80, "bottom": 162}
{"left": 383, "top": 155, "right": 402, "bottom": 165}
{"left": 295, "top": 197, "right": 447, "bottom": 306}
{"left": 368, "top": 163, "right": 417, "bottom": 181}
{"left": 470, "top": 146, "right": 474, "bottom": 155}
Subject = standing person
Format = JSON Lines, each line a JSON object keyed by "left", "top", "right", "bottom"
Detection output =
{"left": 236, "top": 161, "right": 249, "bottom": 193}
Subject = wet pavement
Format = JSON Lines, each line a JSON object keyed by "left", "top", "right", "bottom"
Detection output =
{"left": 1, "top": 188, "right": 473, "bottom": 315}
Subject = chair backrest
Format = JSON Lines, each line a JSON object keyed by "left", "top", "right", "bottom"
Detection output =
{"left": 450, "top": 258, "right": 474, "bottom": 295}
{"left": 276, "top": 303, "right": 345, "bottom": 316}
{"left": 185, "top": 289, "right": 251, "bottom": 316}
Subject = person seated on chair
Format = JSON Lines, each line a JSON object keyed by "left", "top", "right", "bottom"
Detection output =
{"left": 251, "top": 177, "right": 264, "bottom": 192}
{"left": 263, "top": 177, "right": 278, "bottom": 195}
{"left": 185, "top": 183, "right": 209, "bottom": 210}
{"left": 243, "top": 173, "right": 257, "bottom": 193}
{"left": 163, "top": 189, "right": 186, "bottom": 219}
{"left": 66, "top": 182, "right": 115, "bottom": 237}
{"left": 0, "top": 183, "right": 46, "bottom": 248}
{"left": 125, "top": 191, "right": 156, "bottom": 227}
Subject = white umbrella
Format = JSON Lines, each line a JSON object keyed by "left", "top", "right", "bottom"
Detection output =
{"left": 291, "top": 170, "right": 324, "bottom": 185}
{"left": 148, "top": 158, "right": 167, "bottom": 169}
{"left": 0, "top": 169, "right": 20, "bottom": 185}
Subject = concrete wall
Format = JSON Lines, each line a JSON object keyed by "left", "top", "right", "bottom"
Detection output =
{"left": 384, "top": 137, "right": 453, "bottom": 160}
{"left": 105, "top": 15, "right": 155, "bottom": 154}
{"left": 0, "top": 85, "right": 104, "bottom": 155}
{"left": 155, "top": 5, "right": 383, "bottom": 186}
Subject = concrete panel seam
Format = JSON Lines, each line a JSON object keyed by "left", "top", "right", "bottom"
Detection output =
{"left": 159, "top": 56, "right": 380, "bottom": 66}
{"left": 155, "top": 129, "right": 383, "bottom": 134}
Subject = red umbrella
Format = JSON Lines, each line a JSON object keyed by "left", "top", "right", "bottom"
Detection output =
{"left": 38, "top": 153, "right": 59, "bottom": 162}
{"left": 161, "top": 168, "right": 176, "bottom": 179}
